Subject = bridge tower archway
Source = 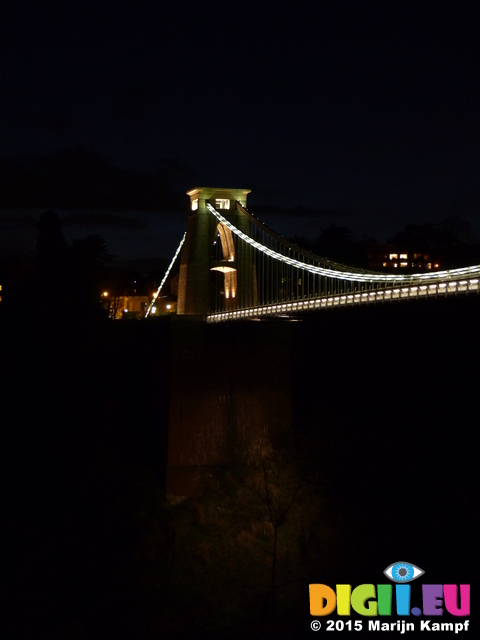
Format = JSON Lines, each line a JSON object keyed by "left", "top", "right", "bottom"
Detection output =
{"left": 177, "top": 187, "right": 254, "bottom": 315}
{"left": 210, "top": 221, "right": 237, "bottom": 310}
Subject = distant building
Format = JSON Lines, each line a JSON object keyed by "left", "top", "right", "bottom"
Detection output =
{"left": 149, "top": 298, "right": 177, "bottom": 316}
{"left": 366, "top": 244, "right": 440, "bottom": 272}
{"left": 102, "top": 293, "right": 150, "bottom": 319}
{"left": 103, "top": 291, "right": 178, "bottom": 319}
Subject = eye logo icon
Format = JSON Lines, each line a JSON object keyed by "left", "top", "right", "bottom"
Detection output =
{"left": 384, "top": 561, "right": 424, "bottom": 583}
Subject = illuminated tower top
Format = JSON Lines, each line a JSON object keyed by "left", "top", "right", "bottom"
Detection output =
{"left": 186, "top": 187, "right": 251, "bottom": 214}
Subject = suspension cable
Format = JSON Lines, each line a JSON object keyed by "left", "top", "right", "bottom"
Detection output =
{"left": 206, "top": 203, "right": 480, "bottom": 285}
{"left": 145, "top": 233, "right": 186, "bottom": 317}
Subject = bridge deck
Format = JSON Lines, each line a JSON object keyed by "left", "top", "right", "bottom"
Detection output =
{"left": 207, "top": 277, "right": 479, "bottom": 322}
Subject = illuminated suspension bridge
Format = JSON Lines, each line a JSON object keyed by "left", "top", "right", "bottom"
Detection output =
{"left": 146, "top": 187, "right": 480, "bottom": 321}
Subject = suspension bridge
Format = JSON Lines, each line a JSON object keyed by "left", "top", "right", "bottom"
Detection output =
{"left": 147, "top": 187, "right": 480, "bottom": 321}
{"left": 152, "top": 187, "right": 480, "bottom": 496}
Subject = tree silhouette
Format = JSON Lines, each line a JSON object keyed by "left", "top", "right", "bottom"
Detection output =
{"left": 312, "top": 224, "right": 364, "bottom": 266}
{"left": 388, "top": 223, "right": 438, "bottom": 252}
{"left": 32, "top": 213, "right": 115, "bottom": 318}
{"left": 69, "top": 235, "right": 114, "bottom": 316}
{"left": 32, "top": 210, "right": 69, "bottom": 313}
{"left": 388, "top": 218, "right": 480, "bottom": 268}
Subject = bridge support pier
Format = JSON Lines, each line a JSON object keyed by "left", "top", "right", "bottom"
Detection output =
{"left": 166, "top": 319, "right": 293, "bottom": 497}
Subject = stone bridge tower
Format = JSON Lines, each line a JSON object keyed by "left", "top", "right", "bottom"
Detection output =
{"left": 177, "top": 187, "right": 253, "bottom": 315}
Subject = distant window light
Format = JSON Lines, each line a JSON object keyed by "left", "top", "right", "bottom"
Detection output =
{"left": 427, "top": 263, "right": 432, "bottom": 269}
{"left": 191, "top": 199, "right": 198, "bottom": 211}
{"left": 215, "top": 198, "right": 230, "bottom": 209}
{"left": 382, "top": 262, "right": 387, "bottom": 267}
{"left": 434, "top": 263, "right": 439, "bottom": 268}
{"left": 400, "top": 253, "right": 408, "bottom": 259}
{"left": 393, "top": 263, "right": 398, "bottom": 268}
{"left": 389, "top": 253, "right": 398, "bottom": 260}
{"left": 400, "top": 262, "right": 408, "bottom": 267}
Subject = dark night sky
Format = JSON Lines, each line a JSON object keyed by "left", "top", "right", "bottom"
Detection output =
{"left": 2, "top": 1, "right": 480, "bottom": 262}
